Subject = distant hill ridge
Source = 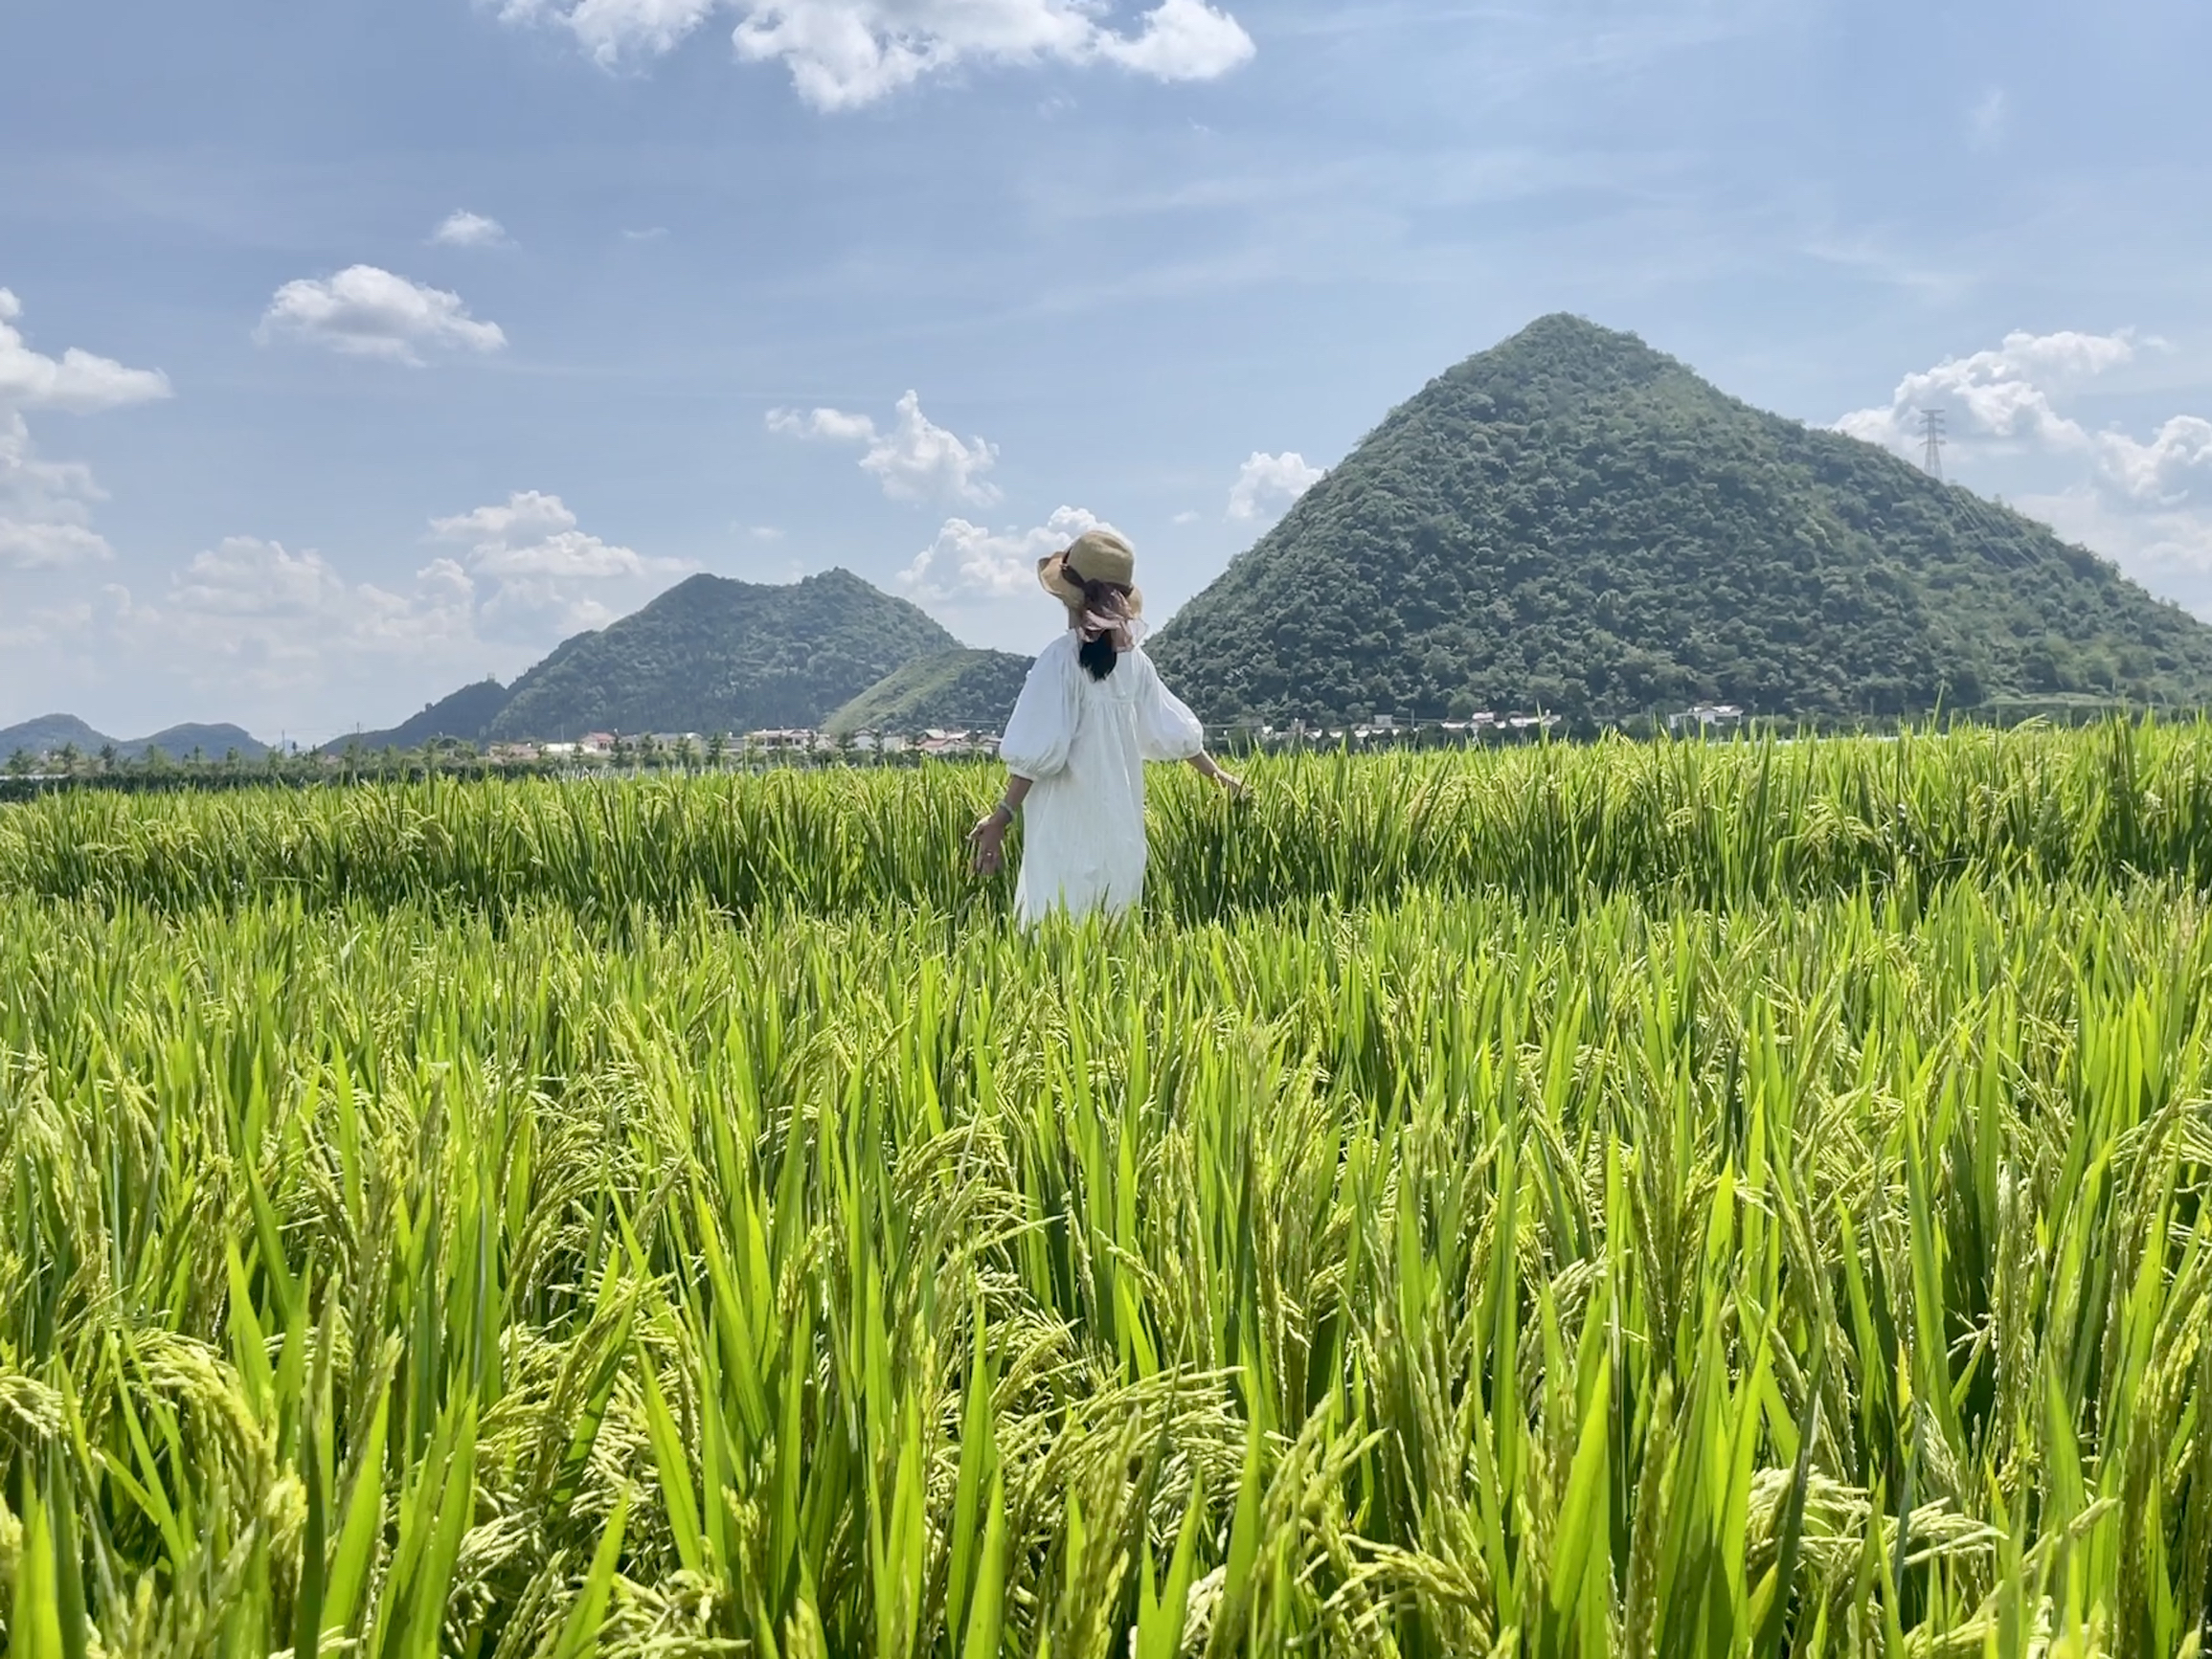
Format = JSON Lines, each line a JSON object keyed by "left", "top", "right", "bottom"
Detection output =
{"left": 310, "top": 568, "right": 959, "bottom": 750}
{"left": 0, "top": 713, "right": 267, "bottom": 763}
{"left": 824, "top": 647, "right": 1034, "bottom": 737}
{"left": 327, "top": 680, "right": 513, "bottom": 754}
{"left": 27, "top": 317, "right": 2212, "bottom": 751}
{"left": 1149, "top": 313, "right": 2212, "bottom": 725}
{"left": 484, "top": 569, "right": 956, "bottom": 742}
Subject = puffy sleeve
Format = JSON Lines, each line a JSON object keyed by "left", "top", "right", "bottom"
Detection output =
{"left": 999, "top": 639, "right": 1080, "bottom": 778}
{"left": 1135, "top": 651, "right": 1206, "bottom": 763}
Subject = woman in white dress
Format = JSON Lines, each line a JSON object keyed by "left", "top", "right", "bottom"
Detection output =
{"left": 968, "top": 527, "right": 1242, "bottom": 925}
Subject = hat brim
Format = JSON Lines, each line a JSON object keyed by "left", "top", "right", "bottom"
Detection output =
{"left": 1038, "top": 552, "right": 1143, "bottom": 617}
{"left": 1037, "top": 549, "right": 1085, "bottom": 606}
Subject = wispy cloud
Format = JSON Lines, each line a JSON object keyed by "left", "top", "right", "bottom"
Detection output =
{"left": 1968, "top": 87, "right": 2007, "bottom": 152}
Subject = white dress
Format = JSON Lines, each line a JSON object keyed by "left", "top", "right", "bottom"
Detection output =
{"left": 998, "top": 631, "right": 1206, "bottom": 926}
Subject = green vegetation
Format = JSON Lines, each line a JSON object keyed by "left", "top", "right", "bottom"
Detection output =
{"left": 13, "top": 719, "right": 2212, "bottom": 920}
{"left": 824, "top": 646, "right": 1034, "bottom": 736}
{"left": 9, "top": 724, "right": 2212, "bottom": 1653}
{"left": 0, "top": 712, "right": 267, "bottom": 762}
{"left": 485, "top": 569, "right": 956, "bottom": 741}
{"left": 326, "top": 678, "right": 514, "bottom": 753}
{"left": 0, "top": 713, "right": 110, "bottom": 757}
{"left": 1152, "top": 314, "right": 2212, "bottom": 727}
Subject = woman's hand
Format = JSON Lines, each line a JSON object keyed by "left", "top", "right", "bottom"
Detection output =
{"left": 969, "top": 808, "right": 1010, "bottom": 875}
{"left": 970, "top": 777, "right": 1030, "bottom": 875}
{"left": 1189, "top": 752, "right": 1245, "bottom": 798}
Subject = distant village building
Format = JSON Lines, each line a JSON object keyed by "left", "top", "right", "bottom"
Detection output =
{"left": 918, "top": 729, "right": 995, "bottom": 757}
{"left": 748, "top": 729, "right": 815, "bottom": 751}
{"left": 1668, "top": 703, "right": 1744, "bottom": 733}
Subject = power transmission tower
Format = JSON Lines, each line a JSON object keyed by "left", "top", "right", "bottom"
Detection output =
{"left": 1919, "top": 408, "right": 1946, "bottom": 482}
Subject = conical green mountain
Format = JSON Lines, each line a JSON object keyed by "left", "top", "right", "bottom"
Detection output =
{"left": 486, "top": 569, "right": 956, "bottom": 741}
{"left": 1149, "top": 314, "right": 2212, "bottom": 726}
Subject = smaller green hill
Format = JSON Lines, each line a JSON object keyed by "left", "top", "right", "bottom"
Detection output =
{"left": 0, "top": 714, "right": 110, "bottom": 758}
{"left": 327, "top": 679, "right": 511, "bottom": 754}
{"left": 0, "top": 713, "right": 268, "bottom": 762}
{"left": 132, "top": 724, "right": 268, "bottom": 762}
{"left": 488, "top": 569, "right": 956, "bottom": 741}
{"left": 825, "top": 648, "right": 1033, "bottom": 736}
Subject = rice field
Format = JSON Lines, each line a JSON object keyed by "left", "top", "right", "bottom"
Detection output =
{"left": 6, "top": 724, "right": 2212, "bottom": 1656}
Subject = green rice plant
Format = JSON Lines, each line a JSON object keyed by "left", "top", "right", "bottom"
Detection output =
{"left": 3, "top": 751, "right": 2212, "bottom": 1657}
{"left": 12, "top": 717, "right": 2212, "bottom": 921}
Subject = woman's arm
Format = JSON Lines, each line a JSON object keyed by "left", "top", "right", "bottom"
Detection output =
{"left": 968, "top": 773, "right": 1034, "bottom": 874}
{"left": 1185, "top": 751, "right": 1244, "bottom": 796}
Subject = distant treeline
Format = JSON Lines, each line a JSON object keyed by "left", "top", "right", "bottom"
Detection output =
{"left": 1, "top": 697, "right": 2182, "bottom": 805}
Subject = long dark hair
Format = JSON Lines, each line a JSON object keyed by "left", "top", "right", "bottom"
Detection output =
{"left": 1073, "top": 577, "right": 1137, "bottom": 681}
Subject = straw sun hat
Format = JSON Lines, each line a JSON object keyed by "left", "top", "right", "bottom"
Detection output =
{"left": 1037, "top": 527, "right": 1142, "bottom": 614}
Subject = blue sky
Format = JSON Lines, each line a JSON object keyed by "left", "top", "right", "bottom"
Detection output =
{"left": 3, "top": 0, "right": 2208, "bottom": 744}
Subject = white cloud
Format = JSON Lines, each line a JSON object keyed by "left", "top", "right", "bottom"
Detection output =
{"left": 2016, "top": 488, "right": 2212, "bottom": 616}
{"left": 153, "top": 538, "right": 481, "bottom": 694}
{"left": 429, "top": 489, "right": 682, "bottom": 581}
{"left": 174, "top": 537, "right": 366, "bottom": 621}
{"left": 0, "top": 582, "right": 149, "bottom": 657}
{"left": 1172, "top": 509, "right": 1200, "bottom": 525}
{"left": 0, "top": 287, "right": 171, "bottom": 414}
{"left": 4, "top": 492, "right": 695, "bottom": 740}
{"left": 1834, "top": 328, "right": 2140, "bottom": 455}
{"left": 500, "top": 0, "right": 1253, "bottom": 108}
{"left": 1227, "top": 449, "right": 1324, "bottom": 522}
{"left": 1088, "top": 0, "right": 1253, "bottom": 80}
{"left": 1838, "top": 328, "right": 2212, "bottom": 614}
{"left": 768, "top": 390, "right": 1001, "bottom": 504}
{"left": 0, "top": 519, "right": 110, "bottom": 572}
{"left": 429, "top": 490, "right": 690, "bottom": 641}
{"left": 498, "top": 0, "right": 721, "bottom": 61}
{"left": 257, "top": 266, "right": 508, "bottom": 366}
{"left": 73, "top": 496, "right": 688, "bottom": 719}
{"left": 432, "top": 210, "right": 510, "bottom": 248}
{"left": 0, "top": 290, "right": 167, "bottom": 572}
{"left": 1, "top": 412, "right": 111, "bottom": 571}
{"left": 2095, "top": 415, "right": 2212, "bottom": 505}
{"left": 898, "top": 504, "right": 1104, "bottom": 600}
{"left": 768, "top": 405, "right": 879, "bottom": 444}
